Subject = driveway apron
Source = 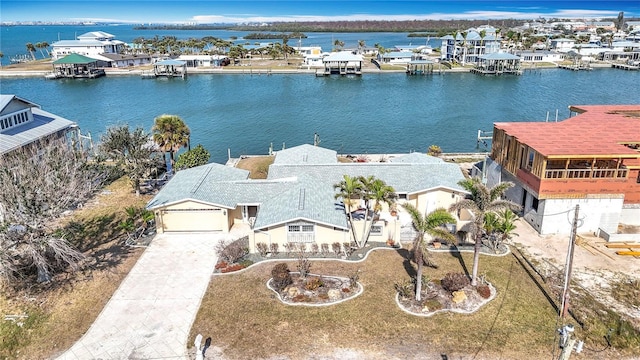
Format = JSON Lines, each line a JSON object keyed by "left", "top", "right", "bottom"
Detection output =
{"left": 58, "top": 233, "right": 219, "bottom": 359}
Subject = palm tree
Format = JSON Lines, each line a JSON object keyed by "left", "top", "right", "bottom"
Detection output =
{"left": 334, "top": 175, "right": 364, "bottom": 246}
{"left": 360, "top": 177, "right": 397, "bottom": 245}
{"left": 152, "top": 114, "right": 191, "bottom": 172}
{"left": 402, "top": 204, "right": 456, "bottom": 301}
{"left": 449, "top": 177, "right": 521, "bottom": 285}
{"left": 25, "top": 43, "right": 36, "bottom": 60}
{"left": 333, "top": 39, "right": 345, "bottom": 51}
{"left": 358, "top": 40, "right": 366, "bottom": 54}
{"left": 0, "top": 52, "right": 4, "bottom": 67}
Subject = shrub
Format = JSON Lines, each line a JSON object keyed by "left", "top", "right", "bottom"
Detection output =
{"left": 296, "top": 243, "right": 307, "bottom": 254}
{"left": 394, "top": 279, "right": 414, "bottom": 299}
{"left": 427, "top": 144, "right": 442, "bottom": 157}
{"left": 215, "top": 239, "right": 249, "bottom": 263}
{"left": 256, "top": 242, "right": 269, "bottom": 257}
{"left": 343, "top": 242, "right": 354, "bottom": 257}
{"left": 441, "top": 273, "right": 470, "bottom": 293}
{"left": 320, "top": 243, "right": 330, "bottom": 257}
{"left": 284, "top": 243, "right": 296, "bottom": 255}
{"left": 297, "top": 253, "right": 311, "bottom": 278}
{"left": 349, "top": 270, "right": 360, "bottom": 289}
{"left": 271, "top": 263, "right": 292, "bottom": 292}
{"left": 311, "top": 243, "right": 319, "bottom": 255}
{"left": 305, "top": 277, "right": 324, "bottom": 290}
{"left": 332, "top": 242, "right": 342, "bottom": 255}
{"left": 476, "top": 284, "right": 491, "bottom": 299}
{"left": 269, "top": 243, "right": 279, "bottom": 255}
{"left": 238, "top": 259, "right": 253, "bottom": 268}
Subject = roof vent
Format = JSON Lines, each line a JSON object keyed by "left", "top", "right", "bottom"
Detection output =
{"left": 302, "top": 154, "right": 308, "bottom": 162}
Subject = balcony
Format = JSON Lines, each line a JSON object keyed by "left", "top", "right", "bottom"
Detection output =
{"left": 544, "top": 168, "right": 628, "bottom": 179}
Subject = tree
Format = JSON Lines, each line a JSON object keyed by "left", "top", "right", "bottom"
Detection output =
{"left": 360, "top": 177, "right": 397, "bottom": 246}
{"left": 449, "top": 177, "right": 520, "bottom": 285}
{"left": 151, "top": 114, "right": 191, "bottom": 171}
{"left": 175, "top": 144, "right": 210, "bottom": 170}
{"left": 100, "top": 125, "right": 162, "bottom": 196}
{"left": 0, "top": 139, "right": 103, "bottom": 285}
{"left": 334, "top": 175, "right": 363, "bottom": 246}
{"left": 402, "top": 204, "right": 456, "bottom": 301}
{"left": 0, "top": 51, "right": 4, "bottom": 67}
{"left": 25, "top": 42, "right": 36, "bottom": 60}
{"left": 333, "top": 39, "right": 345, "bottom": 51}
{"left": 358, "top": 39, "right": 366, "bottom": 54}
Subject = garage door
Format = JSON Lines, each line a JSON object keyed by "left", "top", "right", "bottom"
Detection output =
{"left": 161, "top": 208, "right": 226, "bottom": 232}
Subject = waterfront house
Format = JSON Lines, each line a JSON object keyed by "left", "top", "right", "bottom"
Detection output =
{"left": 51, "top": 31, "right": 126, "bottom": 60}
{"left": 91, "top": 53, "right": 152, "bottom": 68}
{"left": 550, "top": 38, "right": 576, "bottom": 52}
{"left": 440, "top": 29, "right": 501, "bottom": 65}
{"left": 482, "top": 105, "right": 640, "bottom": 236}
{"left": 146, "top": 144, "right": 471, "bottom": 252}
{"left": 0, "top": 94, "right": 81, "bottom": 156}
{"left": 514, "top": 50, "right": 564, "bottom": 63}
{"left": 379, "top": 51, "right": 414, "bottom": 64}
{"left": 177, "top": 54, "right": 229, "bottom": 67}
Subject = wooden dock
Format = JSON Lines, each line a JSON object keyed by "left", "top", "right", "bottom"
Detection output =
{"left": 558, "top": 64, "right": 592, "bottom": 71}
{"left": 611, "top": 63, "right": 639, "bottom": 71}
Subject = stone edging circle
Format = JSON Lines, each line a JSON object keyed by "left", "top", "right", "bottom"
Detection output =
{"left": 394, "top": 282, "right": 498, "bottom": 317}
{"left": 266, "top": 272, "right": 364, "bottom": 307}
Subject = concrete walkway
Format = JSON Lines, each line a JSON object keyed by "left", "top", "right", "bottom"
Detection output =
{"left": 58, "top": 233, "right": 220, "bottom": 360}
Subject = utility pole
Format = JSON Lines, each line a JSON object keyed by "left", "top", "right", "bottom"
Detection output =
{"left": 560, "top": 204, "right": 580, "bottom": 320}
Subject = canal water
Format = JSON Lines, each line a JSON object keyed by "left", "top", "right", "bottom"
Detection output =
{"left": 2, "top": 68, "right": 638, "bottom": 164}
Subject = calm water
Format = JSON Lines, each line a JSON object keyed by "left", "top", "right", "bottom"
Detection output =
{"left": 2, "top": 68, "right": 638, "bottom": 163}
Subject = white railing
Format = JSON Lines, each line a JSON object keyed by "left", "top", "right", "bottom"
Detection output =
{"left": 545, "top": 168, "right": 628, "bottom": 179}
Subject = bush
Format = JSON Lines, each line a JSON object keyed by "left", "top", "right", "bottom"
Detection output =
{"left": 238, "top": 259, "right": 253, "bottom": 268}
{"left": 441, "top": 273, "right": 470, "bottom": 293}
{"left": 215, "top": 239, "right": 249, "bottom": 263}
{"left": 305, "top": 277, "right": 324, "bottom": 290}
{"left": 297, "top": 253, "right": 311, "bottom": 278}
{"left": 284, "top": 243, "right": 296, "bottom": 255}
{"left": 332, "top": 242, "right": 341, "bottom": 255}
{"left": 311, "top": 243, "right": 319, "bottom": 255}
{"left": 394, "top": 279, "right": 414, "bottom": 299}
{"left": 271, "top": 263, "right": 292, "bottom": 292}
{"left": 296, "top": 243, "right": 307, "bottom": 254}
{"left": 269, "top": 243, "right": 279, "bottom": 255}
{"left": 320, "top": 243, "right": 330, "bottom": 257}
{"left": 343, "top": 242, "right": 354, "bottom": 257}
{"left": 256, "top": 242, "right": 269, "bottom": 257}
{"left": 476, "top": 284, "right": 491, "bottom": 299}
{"left": 349, "top": 270, "right": 360, "bottom": 289}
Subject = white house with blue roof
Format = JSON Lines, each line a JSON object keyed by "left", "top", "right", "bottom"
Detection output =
{"left": 51, "top": 31, "right": 126, "bottom": 60}
{"left": 146, "top": 144, "right": 471, "bottom": 253}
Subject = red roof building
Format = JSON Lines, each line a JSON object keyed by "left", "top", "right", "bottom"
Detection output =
{"left": 487, "top": 105, "right": 640, "bottom": 235}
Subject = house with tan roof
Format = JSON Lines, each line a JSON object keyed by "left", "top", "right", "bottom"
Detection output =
{"left": 146, "top": 144, "right": 471, "bottom": 252}
{"left": 484, "top": 105, "right": 640, "bottom": 235}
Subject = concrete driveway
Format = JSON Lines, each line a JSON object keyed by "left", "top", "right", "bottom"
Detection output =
{"left": 58, "top": 233, "right": 220, "bottom": 359}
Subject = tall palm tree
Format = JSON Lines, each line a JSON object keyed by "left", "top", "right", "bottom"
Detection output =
{"left": 449, "top": 177, "right": 520, "bottom": 285}
{"left": 334, "top": 175, "right": 364, "bottom": 246}
{"left": 25, "top": 43, "right": 36, "bottom": 60}
{"left": 152, "top": 114, "right": 191, "bottom": 171}
{"left": 358, "top": 40, "right": 366, "bottom": 54}
{"left": 402, "top": 204, "right": 456, "bottom": 301}
{"left": 360, "top": 177, "right": 397, "bottom": 245}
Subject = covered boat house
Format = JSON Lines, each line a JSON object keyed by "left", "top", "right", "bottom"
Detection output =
{"left": 321, "top": 51, "right": 362, "bottom": 75}
{"left": 48, "top": 53, "right": 105, "bottom": 79}
{"left": 471, "top": 52, "right": 522, "bottom": 75}
{"left": 144, "top": 59, "right": 187, "bottom": 79}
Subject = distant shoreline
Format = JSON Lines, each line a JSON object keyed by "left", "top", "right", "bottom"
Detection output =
{"left": 0, "top": 63, "right": 613, "bottom": 78}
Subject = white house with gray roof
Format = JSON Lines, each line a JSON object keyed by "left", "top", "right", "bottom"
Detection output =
{"left": 0, "top": 95, "right": 78, "bottom": 156}
{"left": 51, "top": 31, "right": 126, "bottom": 60}
{"left": 146, "top": 144, "right": 471, "bottom": 253}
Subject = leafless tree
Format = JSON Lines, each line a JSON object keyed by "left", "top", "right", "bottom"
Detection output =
{"left": 0, "top": 139, "right": 103, "bottom": 285}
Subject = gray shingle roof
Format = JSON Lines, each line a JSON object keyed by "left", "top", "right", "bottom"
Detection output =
{"left": 273, "top": 144, "right": 337, "bottom": 165}
{"left": 146, "top": 144, "right": 467, "bottom": 230}
{"left": 0, "top": 95, "right": 77, "bottom": 155}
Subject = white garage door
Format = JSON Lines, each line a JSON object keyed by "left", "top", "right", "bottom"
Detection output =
{"left": 161, "top": 208, "right": 226, "bottom": 232}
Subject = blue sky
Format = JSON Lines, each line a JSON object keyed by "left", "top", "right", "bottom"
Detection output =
{"left": 2, "top": 1, "right": 638, "bottom": 23}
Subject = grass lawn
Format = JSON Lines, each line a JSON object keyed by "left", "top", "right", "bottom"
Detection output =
{"left": 0, "top": 177, "right": 152, "bottom": 359}
{"left": 236, "top": 156, "right": 275, "bottom": 179}
{"left": 191, "top": 249, "right": 564, "bottom": 359}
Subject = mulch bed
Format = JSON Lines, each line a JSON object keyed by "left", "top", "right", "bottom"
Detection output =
{"left": 397, "top": 281, "right": 496, "bottom": 316}
{"left": 268, "top": 273, "right": 361, "bottom": 305}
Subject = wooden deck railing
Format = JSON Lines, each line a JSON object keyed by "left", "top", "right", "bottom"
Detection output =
{"left": 544, "top": 168, "right": 628, "bottom": 179}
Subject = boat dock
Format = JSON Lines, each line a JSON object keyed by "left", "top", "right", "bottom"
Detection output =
{"left": 559, "top": 64, "right": 592, "bottom": 71}
{"left": 611, "top": 63, "right": 639, "bottom": 71}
